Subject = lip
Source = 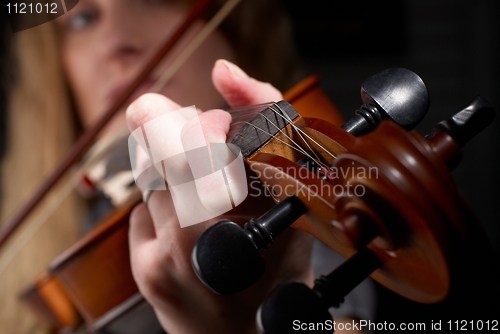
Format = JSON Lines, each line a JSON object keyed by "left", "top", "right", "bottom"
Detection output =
{"left": 106, "top": 77, "right": 158, "bottom": 109}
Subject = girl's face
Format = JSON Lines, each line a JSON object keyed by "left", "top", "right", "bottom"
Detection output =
{"left": 57, "top": 0, "right": 236, "bottom": 129}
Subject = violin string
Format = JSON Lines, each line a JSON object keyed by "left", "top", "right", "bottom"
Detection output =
{"left": 254, "top": 106, "right": 320, "bottom": 161}
{"left": 247, "top": 102, "right": 337, "bottom": 171}
{"left": 254, "top": 112, "right": 324, "bottom": 167}
{"left": 225, "top": 103, "right": 274, "bottom": 142}
{"left": 241, "top": 105, "right": 331, "bottom": 167}
{"left": 150, "top": 0, "right": 242, "bottom": 93}
{"left": 270, "top": 105, "right": 326, "bottom": 165}
{"left": 242, "top": 122, "right": 323, "bottom": 164}
{"left": 270, "top": 104, "right": 335, "bottom": 169}
{"left": 269, "top": 104, "right": 336, "bottom": 161}
{"left": 260, "top": 104, "right": 336, "bottom": 173}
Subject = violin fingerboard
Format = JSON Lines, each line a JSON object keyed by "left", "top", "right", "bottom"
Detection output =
{"left": 231, "top": 100, "right": 299, "bottom": 158}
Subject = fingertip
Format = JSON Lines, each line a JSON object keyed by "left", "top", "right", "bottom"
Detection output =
{"left": 213, "top": 59, "right": 249, "bottom": 80}
{"left": 211, "top": 60, "right": 249, "bottom": 105}
{"left": 200, "top": 109, "right": 232, "bottom": 142}
{"left": 212, "top": 59, "right": 283, "bottom": 107}
{"left": 126, "top": 93, "right": 181, "bottom": 131}
{"left": 181, "top": 109, "right": 231, "bottom": 152}
{"left": 193, "top": 144, "right": 248, "bottom": 213}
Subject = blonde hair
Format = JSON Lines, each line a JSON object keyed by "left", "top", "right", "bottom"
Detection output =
{"left": 0, "top": 1, "right": 302, "bottom": 331}
{"left": 0, "top": 22, "right": 83, "bottom": 333}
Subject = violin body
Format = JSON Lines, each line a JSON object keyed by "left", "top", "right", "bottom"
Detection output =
{"left": 20, "top": 273, "right": 81, "bottom": 332}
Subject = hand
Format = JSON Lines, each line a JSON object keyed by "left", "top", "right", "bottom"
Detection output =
{"left": 126, "top": 60, "right": 314, "bottom": 333}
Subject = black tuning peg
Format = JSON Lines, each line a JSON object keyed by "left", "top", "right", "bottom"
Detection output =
{"left": 256, "top": 248, "right": 382, "bottom": 334}
{"left": 425, "top": 96, "right": 496, "bottom": 170}
{"left": 428, "top": 95, "right": 495, "bottom": 147}
{"left": 341, "top": 68, "right": 429, "bottom": 136}
{"left": 192, "top": 196, "right": 307, "bottom": 295}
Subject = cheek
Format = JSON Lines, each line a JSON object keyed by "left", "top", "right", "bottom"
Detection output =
{"left": 172, "top": 32, "right": 237, "bottom": 109}
{"left": 62, "top": 44, "right": 102, "bottom": 126}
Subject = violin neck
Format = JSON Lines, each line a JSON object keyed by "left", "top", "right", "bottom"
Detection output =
{"left": 226, "top": 102, "right": 275, "bottom": 142}
{"left": 227, "top": 101, "right": 299, "bottom": 156}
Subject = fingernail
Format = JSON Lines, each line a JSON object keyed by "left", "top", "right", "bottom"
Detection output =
{"left": 216, "top": 59, "right": 248, "bottom": 78}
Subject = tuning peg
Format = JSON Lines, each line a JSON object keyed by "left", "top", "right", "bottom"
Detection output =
{"left": 256, "top": 281, "right": 332, "bottom": 334}
{"left": 192, "top": 196, "right": 307, "bottom": 295}
{"left": 426, "top": 96, "right": 496, "bottom": 170}
{"left": 256, "top": 248, "right": 382, "bottom": 334}
{"left": 429, "top": 96, "right": 495, "bottom": 147}
{"left": 341, "top": 68, "right": 429, "bottom": 136}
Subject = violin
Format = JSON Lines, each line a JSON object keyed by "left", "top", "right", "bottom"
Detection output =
{"left": 2, "top": 0, "right": 498, "bottom": 333}
{"left": 191, "top": 68, "right": 499, "bottom": 332}
{"left": 20, "top": 75, "right": 343, "bottom": 333}
{"left": 22, "top": 68, "right": 498, "bottom": 333}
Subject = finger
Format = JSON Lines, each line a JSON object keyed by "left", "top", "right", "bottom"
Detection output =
{"left": 126, "top": 93, "right": 198, "bottom": 167}
{"left": 128, "top": 201, "right": 169, "bottom": 301}
{"left": 211, "top": 59, "right": 283, "bottom": 107}
{"left": 181, "top": 109, "right": 247, "bottom": 215}
{"left": 146, "top": 190, "right": 180, "bottom": 235}
{"left": 126, "top": 93, "right": 183, "bottom": 131}
{"left": 181, "top": 109, "right": 231, "bottom": 151}
{"left": 127, "top": 94, "right": 198, "bottom": 185}
{"left": 129, "top": 203, "right": 157, "bottom": 250}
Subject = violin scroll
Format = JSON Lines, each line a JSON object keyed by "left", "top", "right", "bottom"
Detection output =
{"left": 257, "top": 97, "right": 496, "bottom": 330}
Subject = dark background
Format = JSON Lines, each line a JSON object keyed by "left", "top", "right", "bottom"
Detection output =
{"left": 285, "top": 0, "right": 500, "bottom": 326}
{"left": 286, "top": 0, "right": 500, "bottom": 255}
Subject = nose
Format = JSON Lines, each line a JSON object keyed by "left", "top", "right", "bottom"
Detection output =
{"left": 97, "top": 3, "right": 146, "bottom": 69}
